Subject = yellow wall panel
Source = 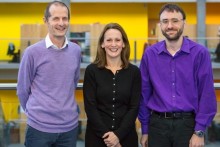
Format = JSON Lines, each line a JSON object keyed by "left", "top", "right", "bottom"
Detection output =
{"left": 206, "top": 3, "right": 220, "bottom": 24}
{"left": 0, "top": 3, "right": 46, "bottom": 60}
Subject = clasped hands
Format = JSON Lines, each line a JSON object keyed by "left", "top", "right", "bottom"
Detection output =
{"left": 103, "top": 132, "right": 121, "bottom": 147}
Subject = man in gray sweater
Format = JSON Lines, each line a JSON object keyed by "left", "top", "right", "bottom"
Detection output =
{"left": 17, "top": 1, "right": 81, "bottom": 147}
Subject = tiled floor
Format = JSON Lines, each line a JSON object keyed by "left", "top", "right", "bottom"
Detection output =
{"left": 76, "top": 141, "right": 220, "bottom": 147}
{"left": 7, "top": 141, "right": 220, "bottom": 147}
{"left": 75, "top": 141, "right": 220, "bottom": 147}
{"left": 7, "top": 141, "right": 85, "bottom": 147}
{"left": 76, "top": 140, "right": 85, "bottom": 147}
{"left": 206, "top": 142, "right": 220, "bottom": 147}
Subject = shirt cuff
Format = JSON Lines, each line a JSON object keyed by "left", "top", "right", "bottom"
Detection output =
{"left": 195, "top": 123, "right": 206, "bottom": 132}
{"left": 141, "top": 124, "right": 148, "bottom": 134}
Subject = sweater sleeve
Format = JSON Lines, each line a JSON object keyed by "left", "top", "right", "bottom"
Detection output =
{"left": 74, "top": 50, "right": 81, "bottom": 88}
{"left": 17, "top": 48, "right": 36, "bottom": 111}
{"left": 83, "top": 65, "right": 109, "bottom": 138}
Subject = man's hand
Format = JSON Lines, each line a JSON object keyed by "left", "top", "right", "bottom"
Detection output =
{"left": 140, "top": 134, "right": 148, "bottom": 147}
{"left": 189, "top": 134, "right": 205, "bottom": 147}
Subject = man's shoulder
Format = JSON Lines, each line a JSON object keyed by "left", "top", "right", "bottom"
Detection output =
{"left": 31, "top": 39, "right": 45, "bottom": 47}
{"left": 144, "top": 40, "right": 164, "bottom": 54}
{"left": 24, "top": 40, "right": 45, "bottom": 54}
{"left": 186, "top": 39, "right": 208, "bottom": 53}
{"left": 68, "top": 41, "right": 81, "bottom": 52}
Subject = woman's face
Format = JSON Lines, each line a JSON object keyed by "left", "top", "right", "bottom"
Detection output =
{"left": 101, "top": 29, "right": 125, "bottom": 59}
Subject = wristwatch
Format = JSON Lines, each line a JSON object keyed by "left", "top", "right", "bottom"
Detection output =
{"left": 194, "top": 130, "right": 205, "bottom": 137}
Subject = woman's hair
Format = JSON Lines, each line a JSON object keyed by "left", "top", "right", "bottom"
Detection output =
{"left": 93, "top": 23, "right": 130, "bottom": 68}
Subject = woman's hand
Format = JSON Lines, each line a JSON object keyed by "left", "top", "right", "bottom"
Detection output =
{"left": 103, "top": 132, "right": 120, "bottom": 147}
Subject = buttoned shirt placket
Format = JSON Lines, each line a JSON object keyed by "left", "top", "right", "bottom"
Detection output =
{"left": 111, "top": 71, "right": 118, "bottom": 129}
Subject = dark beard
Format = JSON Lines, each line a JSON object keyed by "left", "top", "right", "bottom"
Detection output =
{"left": 162, "top": 28, "right": 183, "bottom": 41}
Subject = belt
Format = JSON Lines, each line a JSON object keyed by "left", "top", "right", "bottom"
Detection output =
{"left": 151, "top": 111, "right": 194, "bottom": 119}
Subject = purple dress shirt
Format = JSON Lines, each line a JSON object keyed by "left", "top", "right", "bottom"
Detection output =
{"left": 138, "top": 37, "right": 217, "bottom": 134}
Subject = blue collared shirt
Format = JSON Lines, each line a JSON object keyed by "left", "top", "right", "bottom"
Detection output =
{"left": 138, "top": 37, "right": 217, "bottom": 134}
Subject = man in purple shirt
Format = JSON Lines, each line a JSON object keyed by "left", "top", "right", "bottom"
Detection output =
{"left": 138, "top": 3, "right": 217, "bottom": 147}
{"left": 17, "top": 1, "right": 81, "bottom": 147}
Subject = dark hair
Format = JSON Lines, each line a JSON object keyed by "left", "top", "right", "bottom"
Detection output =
{"left": 44, "top": 1, "right": 70, "bottom": 21}
{"left": 93, "top": 23, "right": 130, "bottom": 69}
{"left": 159, "top": 3, "right": 186, "bottom": 20}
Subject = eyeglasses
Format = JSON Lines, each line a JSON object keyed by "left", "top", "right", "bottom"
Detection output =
{"left": 160, "top": 18, "right": 184, "bottom": 26}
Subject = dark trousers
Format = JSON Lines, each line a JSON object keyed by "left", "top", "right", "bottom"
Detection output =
{"left": 25, "top": 125, "right": 78, "bottom": 147}
{"left": 148, "top": 113, "right": 195, "bottom": 147}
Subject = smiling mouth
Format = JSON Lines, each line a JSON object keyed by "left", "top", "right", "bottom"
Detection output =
{"left": 167, "top": 31, "right": 176, "bottom": 35}
{"left": 109, "top": 48, "right": 118, "bottom": 52}
{"left": 57, "top": 27, "right": 66, "bottom": 31}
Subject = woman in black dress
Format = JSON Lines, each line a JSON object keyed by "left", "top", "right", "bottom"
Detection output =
{"left": 83, "top": 23, "right": 141, "bottom": 147}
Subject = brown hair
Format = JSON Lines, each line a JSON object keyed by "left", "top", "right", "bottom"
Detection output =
{"left": 93, "top": 23, "right": 130, "bottom": 68}
{"left": 159, "top": 3, "right": 186, "bottom": 20}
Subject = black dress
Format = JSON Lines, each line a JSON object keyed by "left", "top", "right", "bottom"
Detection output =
{"left": 83, "top": 63, "right": 141, "bottom": 147}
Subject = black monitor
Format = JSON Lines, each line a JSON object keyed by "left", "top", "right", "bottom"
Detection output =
{"left": 7, "top": 43, "right": 15, "bottom": 56}
{"left": 6, "top": 43, "right": 20, "bottom": 63}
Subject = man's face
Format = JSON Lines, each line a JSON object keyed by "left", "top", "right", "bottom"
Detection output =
{"left": 160, "top": 10, "right": 185, "bottom": 41}
{"left": 45, "top": 4, "right": 69, "bottom": 39}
